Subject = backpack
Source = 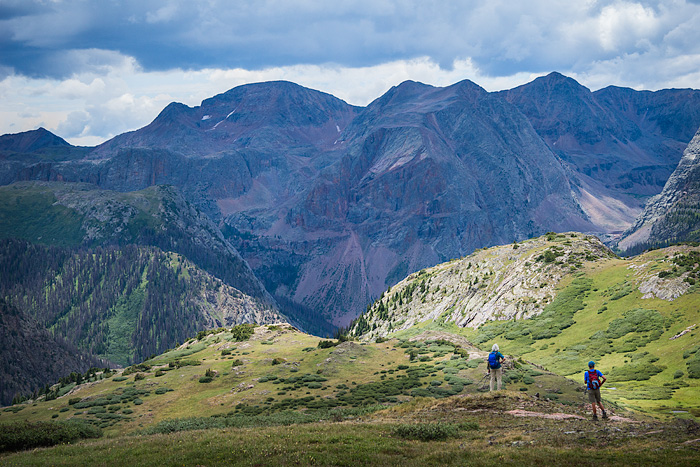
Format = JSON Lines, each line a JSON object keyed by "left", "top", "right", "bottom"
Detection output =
{"left": 488, "top": 352, "right": 500, "bottom": 369}
{"left": 588, "top": 369, "right": 601, "bottom": 390}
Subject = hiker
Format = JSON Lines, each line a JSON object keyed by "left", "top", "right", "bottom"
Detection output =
{"left": 488, "top": 343, "right": 506, "bottom": 391}
{"left": 584, "top": 360, "right": 608, "bottom": 420}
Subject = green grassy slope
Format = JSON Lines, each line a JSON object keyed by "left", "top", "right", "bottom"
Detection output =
{"left": 0, "top": 183, "right": 85, "bottom": 246}
{"left": 1, "top": 324, "right": 699, "bottom": 465}
{"left": 0, "top": 324, "right": 594, "bottom": 436}
{"left": 351, "top": 234, "right": 700, "bottom": 419}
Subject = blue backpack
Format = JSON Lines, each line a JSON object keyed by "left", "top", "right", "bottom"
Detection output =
{"left": 488, "top": 352, "right": 500, "bottom": 369}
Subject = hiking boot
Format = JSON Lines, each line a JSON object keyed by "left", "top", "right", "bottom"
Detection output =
{"left": 592, "top": 415, "right": 599, "bottom": 421}
{"left": 602, "top": 412, "right": 608, "bottom": 419}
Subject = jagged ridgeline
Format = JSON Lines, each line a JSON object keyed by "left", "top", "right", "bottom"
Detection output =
{"left": 350, "top": 232, "right": 700, "bottom": 416}
{"left": 0, "top": 238, "right": 283, "bottom": 368}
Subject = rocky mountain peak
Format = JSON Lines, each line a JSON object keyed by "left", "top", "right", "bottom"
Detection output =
{"left": 0, "top": 127, "right": 71, "bottom": 153}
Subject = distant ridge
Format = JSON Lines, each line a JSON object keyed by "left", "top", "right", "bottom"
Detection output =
{"left": 0, "top": 127, "right": 71, "bottom": 153}
{"left": 1, "top": 74, "right": 700, "bottom": 328}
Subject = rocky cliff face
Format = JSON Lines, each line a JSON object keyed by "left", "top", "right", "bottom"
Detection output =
{"left": 348, "top": 232, "right": 616, "bottom": 340}
{"left": 501, "top": 72, "right": 700, "bottom": 232}
{"left": 617, "top": 126, "right": 700, "bottom": 253}
{"left": 271, "top": 80, "right": 593, "bottom": 325}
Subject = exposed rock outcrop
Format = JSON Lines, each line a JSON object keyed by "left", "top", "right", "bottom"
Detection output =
{"left": 350, "top": 233, "right": 615, "bottom": 340}
{"left": 617, "top": 127, "right": 700, "bottom": 253}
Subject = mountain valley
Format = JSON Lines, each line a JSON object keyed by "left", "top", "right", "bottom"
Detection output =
{"left": 2, "top": 74, "right": 700, "bottom": 437}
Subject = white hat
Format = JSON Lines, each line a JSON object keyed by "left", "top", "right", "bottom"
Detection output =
{"left": 492, "top": 343, "right": 499, "bottom": 352}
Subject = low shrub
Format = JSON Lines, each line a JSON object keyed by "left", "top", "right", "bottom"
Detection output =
{"left": 0, "top": 420, "right": 102, "bottom": 452}
{"left": 608, "top": 363, "right": 666, "bottom": 381}
{"left": 392, "top": 423, "right": 460, "bottom": 441}
{"left": 318, "top": 340, "right": 339, "bottom": 349}
{"left": 199, "top": 376, "right": 213, "bottom": 383}
{"left": 112, "top": 376, "right": 127, "bottom": 382}
{"left": 231, "top": 323, "right": 257, "bottom": 341}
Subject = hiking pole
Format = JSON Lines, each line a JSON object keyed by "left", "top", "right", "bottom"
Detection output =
{"left": 476, "top": 371, "right": 490, "bottom": 390}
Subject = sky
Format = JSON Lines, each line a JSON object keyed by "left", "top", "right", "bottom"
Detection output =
{"left": 1, "top": 0, "right": 699, "bottom": 146}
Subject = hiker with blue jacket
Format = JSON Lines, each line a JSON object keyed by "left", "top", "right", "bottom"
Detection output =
{"left": 488, "top": 344, "right": 506, "bottom": 391}
{"left": 584, "top": 360, "right": 608, "bottom": 420}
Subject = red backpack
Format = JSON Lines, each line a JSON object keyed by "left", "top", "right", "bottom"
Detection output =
{"left": 588, "top": 369, "right": 601, "bottom": 390}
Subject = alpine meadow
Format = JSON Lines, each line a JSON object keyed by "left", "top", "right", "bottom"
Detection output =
{"left": 3, "top": 1, "right": 700, "bottom": 464}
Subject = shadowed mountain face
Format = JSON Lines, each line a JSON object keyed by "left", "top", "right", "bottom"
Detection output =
{"left": 1, "top": 75, "right": 699, "bottom": 328}
{"left": 93, "top": 80, "right": 360, "bottom": 158}
{"left": 0, "top": 298, "right": 109, "bottom": 406}
{"left": 500, "top": 72, "right": 700, "bottom": 232}
{"left": 0, "top": 127, "right": 71, "bottom": 154}
{"left": 268, "top": 80, "right": 593, "bottom": 324}
{"left": 617, "top": 127, "right": 700, "bottom": 254}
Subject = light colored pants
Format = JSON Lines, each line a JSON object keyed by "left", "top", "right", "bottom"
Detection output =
{"left": 490, "top": 367, "right": 502, "bottom": 391}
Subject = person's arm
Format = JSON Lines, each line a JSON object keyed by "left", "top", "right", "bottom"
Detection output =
{"left": 599, "top": 372, "right": 606, "bottom": 386}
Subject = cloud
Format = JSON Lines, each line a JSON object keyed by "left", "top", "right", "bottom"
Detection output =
{"left": 1, "top": 1, "right": 699, "bottom": 145}
{"left": 2, "top": 1, "right": 699, "bottom": 79}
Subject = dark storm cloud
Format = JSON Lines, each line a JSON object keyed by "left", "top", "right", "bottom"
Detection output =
{"left": 6, "top": 0, "right": 697, "bottom": 80}
{"left": 0, "top": 0, "right": 413, "bottom": 77}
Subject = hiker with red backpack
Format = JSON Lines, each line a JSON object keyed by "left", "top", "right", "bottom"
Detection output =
{"left": 584, "top": 360, "right": 608, "bottom": 420}
{"left": 488, "top": 344, "right": 506, "bottom": 391}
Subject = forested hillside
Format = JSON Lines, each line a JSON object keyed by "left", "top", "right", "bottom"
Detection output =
{"left": 0, "top": 182, "right": 274, "bottom": 306}
{"left": 0, "top": 239, "right": 284, "bottom": 367}
{"left": 0, "top": 298, "right": 108, "bottom": 406}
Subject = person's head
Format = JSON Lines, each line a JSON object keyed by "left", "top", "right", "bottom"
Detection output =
{"left": 588, "top": 360, "right": 595, "bottom": 369}
{"left": 492, "top": 344, "right": 499, "bottom": 352}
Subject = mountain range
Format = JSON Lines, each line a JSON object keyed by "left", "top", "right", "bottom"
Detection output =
{"left": 2, "top": 72, "right": 700, "bottom": 456}
{"left": 2, "top": 72, "right": 700, "bottom": 332}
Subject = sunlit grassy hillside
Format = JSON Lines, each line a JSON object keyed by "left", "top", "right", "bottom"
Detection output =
{"left": 352, "top": 234, "right": 700, "bottom": 418}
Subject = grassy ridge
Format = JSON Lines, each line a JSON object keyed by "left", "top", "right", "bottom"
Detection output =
{"left": 2, "top": 395, "right": 700, "bottom": 466}
{"left": 360, "top": 238, "right": 700, "bottom": 419}
{"left": 0, "top": 184, "right": 84, "bottom": 246}
{"left": 460, "top": 247, "right": 700, "bottom": 417}
{"left": 1, "top": 325, "right": 699, "bottom": 464}
{"left": 0, "top": 324, "right": 588, "bottom": 437}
